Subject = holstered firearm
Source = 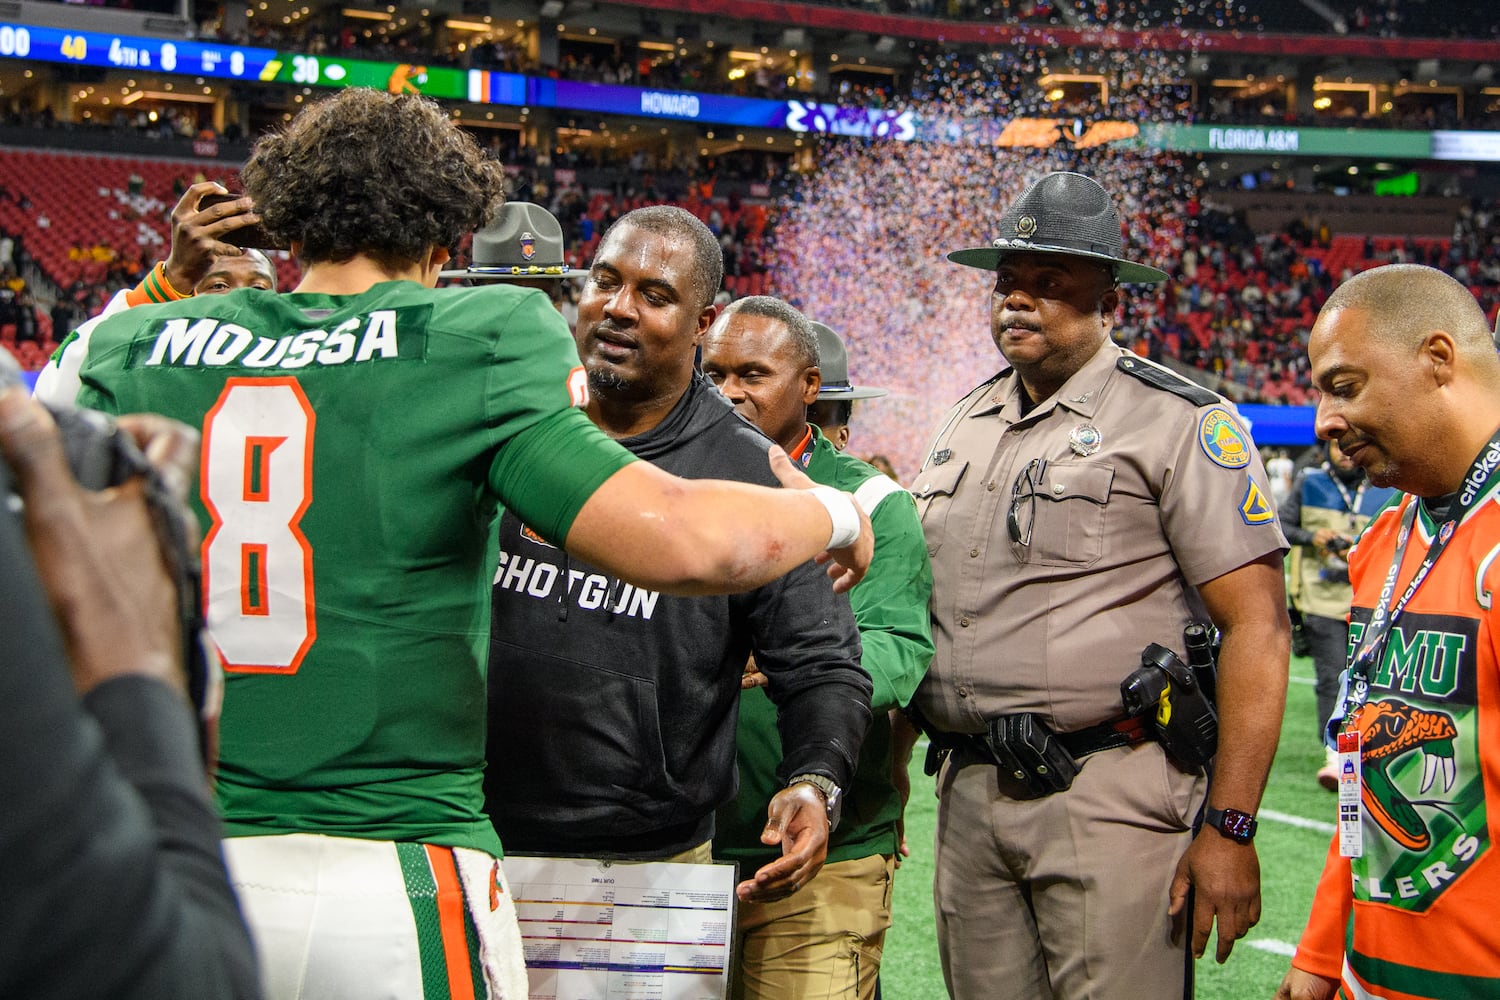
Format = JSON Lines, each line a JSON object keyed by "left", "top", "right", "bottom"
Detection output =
{"left": 1120, "top": 624, "right": 1220, "bottom": 773}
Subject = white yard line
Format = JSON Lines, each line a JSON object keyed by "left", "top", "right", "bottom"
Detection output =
{"left": 1260, "top": 808, "right": 1336, "bottom": 835}
{"left": 1246, "top": 938, "right": 1298, "bottom": 957}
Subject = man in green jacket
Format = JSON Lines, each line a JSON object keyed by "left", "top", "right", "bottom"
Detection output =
{"left": 704, "top": 297, "right": 934, "bottom": 1000}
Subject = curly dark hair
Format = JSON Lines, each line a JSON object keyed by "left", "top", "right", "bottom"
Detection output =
{"left": 242, "top": 89, "right": 507, "bottom": 270}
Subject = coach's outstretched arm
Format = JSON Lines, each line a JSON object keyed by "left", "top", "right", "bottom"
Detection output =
{"left": 563, "top": 445, "right": 874, "bottom": 596}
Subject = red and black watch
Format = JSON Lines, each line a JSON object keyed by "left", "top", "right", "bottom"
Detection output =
{"left": 1204, "top": 806, "right": 1258, "bottom": 844}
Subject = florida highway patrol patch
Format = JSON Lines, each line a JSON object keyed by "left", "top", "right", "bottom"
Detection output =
{"left": 1199, "top": 408, "right": 1251, "bottom": 469}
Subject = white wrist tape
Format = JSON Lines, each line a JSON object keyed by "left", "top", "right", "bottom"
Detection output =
{"left": 809, "top": 485, "right": 861, "bottom": 550}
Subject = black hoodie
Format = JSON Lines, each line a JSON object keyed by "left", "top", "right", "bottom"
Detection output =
{"left": 484, "top": 373, "right": 871, "bottom": 858}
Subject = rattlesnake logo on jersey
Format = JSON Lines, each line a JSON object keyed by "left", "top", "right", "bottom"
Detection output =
{"left": 1350, "top": 698, "right": 1459, "bottom": 851}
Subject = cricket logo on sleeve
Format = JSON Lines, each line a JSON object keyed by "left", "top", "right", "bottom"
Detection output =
{"left": 1198, "top": 408, "right": 1251, "bottom": 469}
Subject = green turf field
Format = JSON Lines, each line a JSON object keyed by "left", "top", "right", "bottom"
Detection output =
{"left": 880, "top": 654, "right": 1331, "bottom": 998}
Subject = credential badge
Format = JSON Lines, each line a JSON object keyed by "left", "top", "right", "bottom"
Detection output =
{"left": 520, "top": 232, "right": 536, "bottom": 260}
{"left": 1015, "top": 215, "right": 1038, "bottom": 239}
{"left": 1068, "top": 423, "right": 1102, "bottom": 457}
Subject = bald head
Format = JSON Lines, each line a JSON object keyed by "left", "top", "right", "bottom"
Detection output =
{"left": 1321, "top": 264, "right": 1494, "bottom": 361}
{"left": 1310, "top": 264, "right": 1500, "bottom": 496}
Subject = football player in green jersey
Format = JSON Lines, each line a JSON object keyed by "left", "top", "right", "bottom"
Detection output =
{"left": 35, "top": 88, "right": 871, "bottom": 1000}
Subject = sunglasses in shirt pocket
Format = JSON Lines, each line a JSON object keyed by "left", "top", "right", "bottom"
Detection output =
{"left": 1017, "top": 461, "right": 1114, "bottom": 569}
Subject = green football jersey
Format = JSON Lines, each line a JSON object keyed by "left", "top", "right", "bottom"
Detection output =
{"left": 73, "top": 279, "right": 633, "bottom": 853}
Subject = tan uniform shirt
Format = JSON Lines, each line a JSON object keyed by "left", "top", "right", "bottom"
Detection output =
{"left": 912, "top": 340, "right": 1288, "bottom": 735}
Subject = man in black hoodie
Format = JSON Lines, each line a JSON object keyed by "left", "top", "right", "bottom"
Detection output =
{"left": 484, "top": 206, "right": 871, "bottom": 903}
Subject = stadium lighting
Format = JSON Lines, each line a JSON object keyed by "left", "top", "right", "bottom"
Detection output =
{"left": 1038, "top": 72, "right": 1109, "bottom": 104}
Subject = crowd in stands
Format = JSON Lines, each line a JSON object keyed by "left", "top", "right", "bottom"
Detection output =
{"left": 1, "top": 139, "right": 1497, "bottom": 416}
{"left": 184, "top": 0, "right": 1500, "bottom": 118}
{"left": 1323, "top": 0, "right": 1500, "bottom": 39}
{"left": 0, "top": 151, "right": 305, "bottom": 370}
{"left": 1121, "top": 203, "right": 1500, "bottom": 405}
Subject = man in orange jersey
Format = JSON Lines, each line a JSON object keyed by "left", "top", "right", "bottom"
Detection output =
{"left": 1278, "top": 264, "right": 1500, "bottom": 1000}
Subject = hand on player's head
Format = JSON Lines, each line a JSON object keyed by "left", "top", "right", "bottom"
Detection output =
{"left": 163, "top": 181, "right": 265, "bottom": 294}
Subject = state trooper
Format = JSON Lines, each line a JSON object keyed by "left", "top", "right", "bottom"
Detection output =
{"left": 911, "top": 171, "right": 1291, "bottom": 999}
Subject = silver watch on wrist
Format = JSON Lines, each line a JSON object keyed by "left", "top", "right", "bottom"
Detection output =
{"left": 788, "top": 772, "right": 844, "bottom": 831}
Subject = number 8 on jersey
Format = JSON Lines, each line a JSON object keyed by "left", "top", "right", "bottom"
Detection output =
{"left": 203, "top": 377, "right": 317, "bottom": 673}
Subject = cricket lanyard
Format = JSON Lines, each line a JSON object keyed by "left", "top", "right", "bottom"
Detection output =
{"left": 1339, "top": 428, "right": 1500, "bottom": 723}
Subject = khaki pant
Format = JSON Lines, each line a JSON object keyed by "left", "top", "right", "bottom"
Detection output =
{"left": 660, "top": 840, "right": 715, "bottom": 864}
{"left": 933, "top": 744, "right": 1205, "bottom": 1000}
{"left": 732, "top": 853, "right": 896, "bottom": 1000}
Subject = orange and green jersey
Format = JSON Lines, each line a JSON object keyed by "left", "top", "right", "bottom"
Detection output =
{"left": 1292, "top": 488, "right": 1500, "bottom": 999}
{"left": 67, "top": 280, "right": 634, "bottom": 854}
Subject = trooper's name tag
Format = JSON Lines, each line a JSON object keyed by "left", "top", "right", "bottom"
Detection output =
{"left": 1337, "top": 729, "right": 1364, "bottom": 858}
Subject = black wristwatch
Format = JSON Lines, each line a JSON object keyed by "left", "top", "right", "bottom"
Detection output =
{"left": 788, "top": 772, "right": 844, "bottom": 832}
{"left": 1204, "top": 806, "right": 1258, "bottom": 844}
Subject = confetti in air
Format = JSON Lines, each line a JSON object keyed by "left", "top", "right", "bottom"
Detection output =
{"left": 770, "top": 46, "right": 1198, "bottom": 478}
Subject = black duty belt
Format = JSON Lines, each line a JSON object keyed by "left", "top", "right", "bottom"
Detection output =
{"left": 923, "top": 713, "right": 1149, "bottom": 776}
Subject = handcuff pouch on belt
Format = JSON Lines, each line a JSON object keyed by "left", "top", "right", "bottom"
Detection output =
{"left": 909, "top": 705, "right": 1150, "bottom": 798}
{"left": 985, "top": 713, "right": 1081, "bottom": 797}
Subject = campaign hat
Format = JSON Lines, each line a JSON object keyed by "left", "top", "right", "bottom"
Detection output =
{"left": 440, "top": 201, "right": 589, "bottom": 280}
{"left": 812, "top": 321, "right": 888, "bottom": 401}
{"left": 947, "top": 171, "right": 1169, "bottom": 284}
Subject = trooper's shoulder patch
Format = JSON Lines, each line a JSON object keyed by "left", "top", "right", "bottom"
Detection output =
{"left": 1240, "top": 478, "right": 1276, "bottom": 525}
{"left": 1115, "top": 356, "right": 1219, "bottom": 407}
{"left": 1199, "top": 407, "right": 1252, "bottom": 469}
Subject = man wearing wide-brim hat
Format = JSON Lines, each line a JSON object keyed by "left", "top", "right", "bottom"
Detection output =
{"left": 909, "top": 171, "right": 1290, "bottom": 1000}
{"left": 440, "top": 200, "right": 590, "bottom": 289}
{"left": 805, "top": 320, "right": 888, "bottom": 454}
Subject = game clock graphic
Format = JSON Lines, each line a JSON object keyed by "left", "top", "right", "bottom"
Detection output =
{"left": 1344, "top": 610, "right": 1489, "bottom": 913}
